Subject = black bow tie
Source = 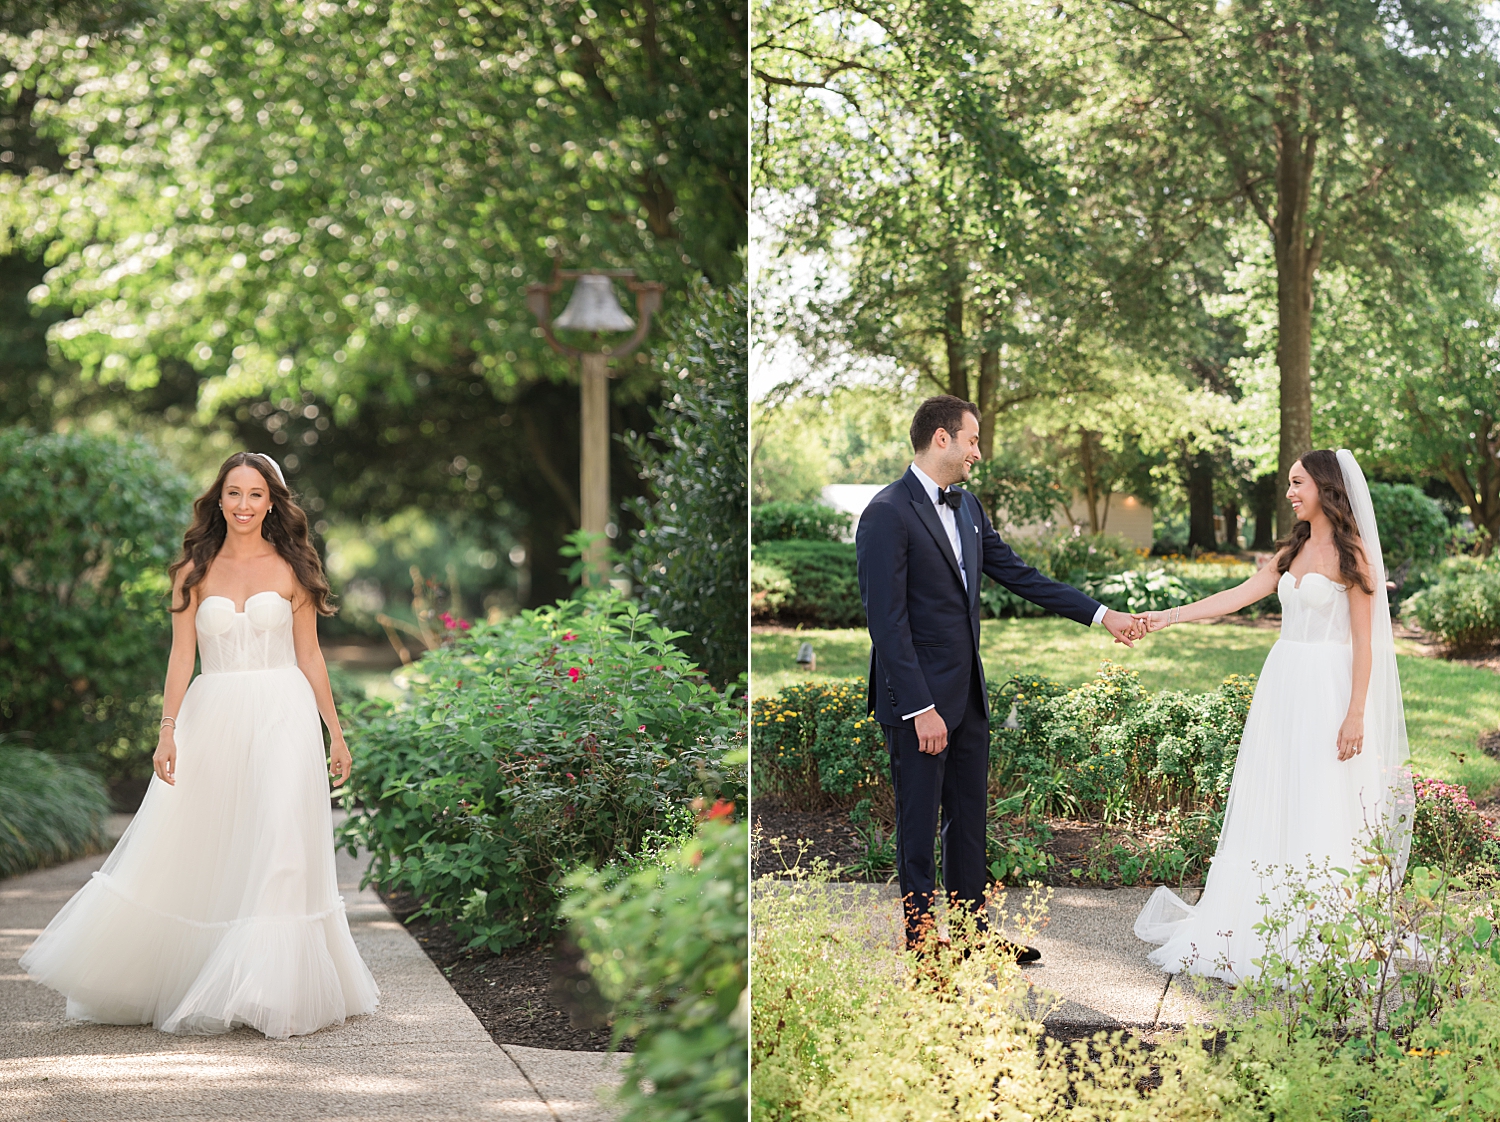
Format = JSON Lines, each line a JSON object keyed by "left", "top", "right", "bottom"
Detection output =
{"left": 936, "top": 488, "right": 963, "bottom": 511}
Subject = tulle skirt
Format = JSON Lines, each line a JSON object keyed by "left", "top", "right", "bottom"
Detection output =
{"left": 1134, "top": 638, "right": 1384, "bottom": 982}
{"left": 19, "top": 666, "right": 380, "bottom": 1038}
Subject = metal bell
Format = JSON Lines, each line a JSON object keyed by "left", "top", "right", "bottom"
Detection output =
{"left": 554, "top": 274, "right": 635, "bottom": 332}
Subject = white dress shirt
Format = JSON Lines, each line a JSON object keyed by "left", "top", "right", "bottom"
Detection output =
{"left": 900, "top": 462, "right": 1108, "bottom": 721}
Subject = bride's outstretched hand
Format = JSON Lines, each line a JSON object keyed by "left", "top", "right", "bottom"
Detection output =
{"left": 1140, "top": 610, "right": 1170, "bottom": 632}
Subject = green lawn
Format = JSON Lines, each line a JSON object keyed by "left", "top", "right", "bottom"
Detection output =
{"left": 752, "top": 619, "right": 1500, "bottom": 799}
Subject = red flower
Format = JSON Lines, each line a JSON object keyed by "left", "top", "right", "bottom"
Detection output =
{"left": 652, "top": 665, "right": 664, "bottom": 672}
{"left": 707, "top": 799, "right": 735, "bottom": 821}
{"left": 567, "top": 667, "right": 582, "bottom": 682}
{"left": 561, "top": 631, "right": 577, "bottom": 642}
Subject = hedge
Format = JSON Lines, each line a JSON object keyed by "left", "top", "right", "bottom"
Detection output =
{"left": 750, "top": 540, "right": 862, "bottom": 627}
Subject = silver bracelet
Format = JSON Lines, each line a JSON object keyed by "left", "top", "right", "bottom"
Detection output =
{"left": 159, "top": 716, "right": 176, "bottom": 728}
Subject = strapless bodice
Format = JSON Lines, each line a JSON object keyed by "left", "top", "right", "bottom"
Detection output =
{"left": 195, "top": 592, "right": 297, "bottom": 673}
{"left": 1277, "top": 571, "right": 1350, "bottom": 645}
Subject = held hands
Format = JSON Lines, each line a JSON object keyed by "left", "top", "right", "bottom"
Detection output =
{"left": 1101, "top": 608, "right": 1147, "bottom": 647}
{"left": 329, "top": 735, "right": 353, "bottom": 787}
{"left": 153, "top": 727, "right": 177, "bottom": 786}
{"left": 1336, "top": 714, "right": 1364, "bottom": 761}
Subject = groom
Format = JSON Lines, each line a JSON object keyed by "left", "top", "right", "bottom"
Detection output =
{"left": 856, "top": 395, "right": 1143, "bottom": 957}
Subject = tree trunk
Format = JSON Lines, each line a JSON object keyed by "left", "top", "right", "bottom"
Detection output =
{"left": 1079, "top": 430, "right": 1101, "bottom": 533}
{"left": 976, "top": 348, "right": 998, "bottom": 459}
{"left": 1187, "top": 449, "right": 1216, "bottom": 553}
{"left": 1220, "top": 494, "right": 1240, "bottom": 551}
{"left": 1251, "top": 472, "right": 1278, "bottom": 550}
{"left": 1444, "top": 456, "right": 1500, "bottom": 556}
{"left": 944, "top": 285, "right": 967, "bottom": 401}
{"left": 1272, "top": 126, "right": 1321, "bottom": 539}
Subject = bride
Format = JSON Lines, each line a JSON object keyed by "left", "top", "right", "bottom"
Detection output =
{"left": 1132, "top": 449, "right": 1414, "bottom": 982}
{"left": 20, "top": 452, "right": 381, "bottom": 1037}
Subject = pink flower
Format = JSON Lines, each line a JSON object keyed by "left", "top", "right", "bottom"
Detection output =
{"left": 561, "top": 631, "right": 577, "bottom": 642}
{"left": 638, "top": 725, "right": 647, "bottom": 733}
{"left": 566, "top": 772, "right": 575, "bottom": 780}
{"left": 567, "top": 667, "right": 582, "bottom": 683}
{"left": 458, "top": 618, "right": 471, "bottom": 630}
{"left": 441, "top": 611, "right": 456, "bottom": 629}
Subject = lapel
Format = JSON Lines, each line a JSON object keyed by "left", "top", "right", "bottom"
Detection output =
{"left": 901, "top": 468, "right": 964, "bottom": 588}
{"left": 959, "top": 492, "right": 980, "bottom": 609}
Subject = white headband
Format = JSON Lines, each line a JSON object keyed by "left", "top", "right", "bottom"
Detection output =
{"left": 250, "top": 452, "right": 286, "bottom": 487}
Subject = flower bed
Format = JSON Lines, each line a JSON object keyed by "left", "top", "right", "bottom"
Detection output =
{"left": 753, "top": 665, "right": 1490, "bottom": 886}
{"left": 1410, "top": 773, "right": 1500, "bottom": 874}
{"left": 337, "top": 592, "right": 744, "bottom": 951}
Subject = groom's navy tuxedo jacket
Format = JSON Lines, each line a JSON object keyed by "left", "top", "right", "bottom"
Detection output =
{"left": 856, "top": 467, "right": 1103, "bottom": 729}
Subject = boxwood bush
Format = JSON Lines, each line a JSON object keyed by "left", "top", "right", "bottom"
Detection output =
{"left": 0, "top": 738, "right": 113, "bottom": 878}
{"left": 751, "top": 501, "right": 852, "bottom": 544}
{"left": 749, "top": 540, "right": 862, "bottom": 627}
{"left": 0, "top": 428, "right": 192, "bottom": 785}
{"left": 336, "top": 592, "right": 745, "bottom": 951}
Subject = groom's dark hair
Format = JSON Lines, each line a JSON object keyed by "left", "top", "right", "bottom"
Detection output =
{"left": 910, "top": 395, "right": 980, "bottom": 452}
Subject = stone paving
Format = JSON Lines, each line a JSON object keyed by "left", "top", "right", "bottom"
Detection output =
{"left": 812, "top": 881, "right": 1235, "bottom": 1032}
{"left": 0, "top": 815, "right": 623, "bottom": 1122}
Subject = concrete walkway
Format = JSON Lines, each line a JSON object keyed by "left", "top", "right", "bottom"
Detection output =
{"left": 0, "top": 815, "right": 623, "bottom": 1122}
{"left": 814, "top": 882, "right": 1234, "bottom": 1032}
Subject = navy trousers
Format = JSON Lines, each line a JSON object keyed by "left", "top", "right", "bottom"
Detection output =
{"left": 884, "top": 666, "right": 991, "bottom": 948}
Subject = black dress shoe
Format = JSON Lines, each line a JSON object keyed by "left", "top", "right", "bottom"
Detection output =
{"left": 998, "top": 940, "right": 1042, "bottom": 964}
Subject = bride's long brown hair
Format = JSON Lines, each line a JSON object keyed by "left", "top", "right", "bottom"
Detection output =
{"left": 1275, "top": 448, "right": 1373, "bottom": 594}
{"left": 168, "top": 452, "right": 336, "bottom": 615}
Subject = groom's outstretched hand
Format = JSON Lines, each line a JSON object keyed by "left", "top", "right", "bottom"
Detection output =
{"left": 913, "top": 708, "right": 949, "bottom": 755}
{"left": 1101, "top": 608, "right": 1143, "bottom": 647}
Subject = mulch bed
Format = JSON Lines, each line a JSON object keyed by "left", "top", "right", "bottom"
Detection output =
{"left": 753, "top": 798, "right": 870, "bottom": 879}
{"left": 752, "top": 796, "right": 1158, "bottom": 889}
{"left": 373, "top": 885, "right": 630, "bottom": 1053}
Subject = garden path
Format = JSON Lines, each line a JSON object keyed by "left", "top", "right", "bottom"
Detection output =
{"left": 816, "top": 883, "right": 1237, "bottom": 1032}
{"left": 0, "top": 814, "right": 622, "bottom": 1122}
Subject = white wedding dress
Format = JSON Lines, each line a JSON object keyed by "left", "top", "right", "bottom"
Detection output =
{"left": 1136, "top": 452, "right": 1413, "bottom": 983}
{"left": 19, "top": 591, "right": 381, "bottom": 1038}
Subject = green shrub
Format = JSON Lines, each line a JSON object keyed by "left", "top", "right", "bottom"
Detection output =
{"left": 623, "top": 283, "right": 748, "bottom": 690}
{"left": 0, "top": 428, "right": 192, "bottom": 784}
{"left": 749, "top": 540, "right": 862, "bottom": 627}
{"left": 751, "top": 500, "right": 852, "bottom": 544}
{"left": 751, "top": 679, "right": 883, "bottom": 809}
{"left": 754, "top": 664, "right": 1255, "bottom": 831}
{"left": 336, "top": 592, "right": 745, "bottom": 950}
{"left": 994, "top": 664, "right": 1255, "bottom": 821}
{"left": 750, "top": 559, "right": 794, "bottom": 619}
{"left": 1369, "top": 481, "right": 1450, "bottom": 569}
{"left": 0, "top": 739, "right": 112, "bottom": 878}
{"left": 1405, "top": 555, "right": 1500, "bottom": 650}
{"left": 562, "top": 815, "right": 748, "bottom": 1122}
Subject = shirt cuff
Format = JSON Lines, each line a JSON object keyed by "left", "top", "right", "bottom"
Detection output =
{"left": 1091, "top": 603, "right": 1109, "bottom": 626}
{"left": 901, "top": 704, "right": 936, "bottom": 721}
